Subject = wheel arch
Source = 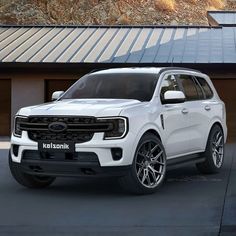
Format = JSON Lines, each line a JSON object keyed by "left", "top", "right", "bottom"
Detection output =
{"left": 204, "top": 120, "right": 225, "bottom": 150}
{"left": 142, "top": 129, "right": 162, "bottom": 143}
{"left": 211, "top": 122, "right": 224, "bottom": 133}
{"left": 132, "top": 125, "right": 163, "bottom": 154}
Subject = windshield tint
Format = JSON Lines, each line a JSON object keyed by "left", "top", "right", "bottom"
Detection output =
{"left": 60, "top": 73, "right": 158, "bottom": 102}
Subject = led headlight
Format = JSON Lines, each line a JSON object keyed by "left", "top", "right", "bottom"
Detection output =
{"left": 97, "top": 117, "right": 128, "bottom": 140}
{"left": 14, "top": 116, "right": 28, "bottom": 137}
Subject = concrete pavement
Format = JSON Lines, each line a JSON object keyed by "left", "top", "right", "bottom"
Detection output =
{"left": 0, "top": 144, "right": 235, "bottom": 236}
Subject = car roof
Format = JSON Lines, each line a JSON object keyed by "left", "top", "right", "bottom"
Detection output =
{"left": 91, "top": 67, "right": 201, "bottom": 75}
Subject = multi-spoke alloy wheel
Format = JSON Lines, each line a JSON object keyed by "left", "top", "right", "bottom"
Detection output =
{"left": 212, "top": 131, "right": 224, "bottom": 168}
{"left": 135, "top": 140, "right": 165, "bottom": 188}
{"left": 119, "top": 133, "right": 166, "bottom": 194}
{"left": 196, "top": 125, "right": 224, "bottom": 174}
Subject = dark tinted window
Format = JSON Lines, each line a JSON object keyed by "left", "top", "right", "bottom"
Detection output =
{"left": 178, "top": 75, "right": 199, "bottom": 101}
{"left": 160, "top": 75, "right": 180, "bottom": 102}
{"left": 193, "top": 78, "right": 204, "bottom": 100}
{"left": 196, "top": 77, "right": 213, "bottom": 99}
{"left": 60, "top": 73, "right": 158, "bottom": 102}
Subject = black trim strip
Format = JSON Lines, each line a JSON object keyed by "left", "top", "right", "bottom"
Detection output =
{"left": 167, "top": 153, "right": 205, "bottom": 170}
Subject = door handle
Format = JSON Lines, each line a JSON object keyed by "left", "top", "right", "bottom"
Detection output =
{"left": 182, "top": 108, "right": 189, "bottom": 114}
{"left": 205, "top": 105, "right": 211, "bottom": 111}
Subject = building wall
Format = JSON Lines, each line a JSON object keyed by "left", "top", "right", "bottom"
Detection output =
{"left": 9, "top": 72, "right": 85, "bottom": 132}
{"left": 12, "top": 77, "right": 44, "bottom": 125}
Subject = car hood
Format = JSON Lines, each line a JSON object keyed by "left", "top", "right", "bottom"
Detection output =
{"left": 18, "top": 99, "right": 142, "bottom": 117}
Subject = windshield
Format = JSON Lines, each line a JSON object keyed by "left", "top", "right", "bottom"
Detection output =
{"left": 60, "top": 72, "right": 158, "bottom": 102}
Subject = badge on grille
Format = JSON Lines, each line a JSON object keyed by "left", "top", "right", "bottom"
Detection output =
{"left": 48, "top": 122, "right": 67, "bottom": 133}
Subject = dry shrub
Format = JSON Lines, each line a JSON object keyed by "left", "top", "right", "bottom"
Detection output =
{"left": 207, "top": 6, "right": 217, "bottom": 11}
{"left": 207, "top": 0, "right": 225, "bottom": 9}
{"left": 117, "top": 14, "right": 131, "bottom": 24}
{"left": 154, "top": 0, "right": 175, "bottom": 11}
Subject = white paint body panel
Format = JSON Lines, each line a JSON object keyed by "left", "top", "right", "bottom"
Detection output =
{"left": 11, "top": 67, "right": 227, "bottom": 167}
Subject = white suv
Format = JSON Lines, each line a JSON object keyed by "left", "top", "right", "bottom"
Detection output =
{"left": 9, "top": 67, "right": 227, "bottom": 194}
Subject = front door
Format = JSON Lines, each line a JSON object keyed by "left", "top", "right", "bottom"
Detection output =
{"left": 160, "top": 74, "right": 190, "bottom": 158}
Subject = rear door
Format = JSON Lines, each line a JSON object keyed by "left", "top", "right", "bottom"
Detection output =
{"left": 177, "top": 74, "right": 211, "bottom": 152}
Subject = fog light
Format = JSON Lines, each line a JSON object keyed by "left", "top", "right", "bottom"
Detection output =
{"left": 12, "top": 144, "right": 19, "bottom": 156}
{"left": 111, "top": 148, "right": 123, "bottom": 161}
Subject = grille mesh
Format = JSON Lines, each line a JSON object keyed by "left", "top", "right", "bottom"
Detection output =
{"left": 21, "top": 116, "right": 111, "bottom": 142}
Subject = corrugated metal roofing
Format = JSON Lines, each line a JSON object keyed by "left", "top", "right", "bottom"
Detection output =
{"left": 208, "top": 11, "right": 236, "bottom": 26}
{"left": 0, "top": 25, "right": 236, "bottom": 64}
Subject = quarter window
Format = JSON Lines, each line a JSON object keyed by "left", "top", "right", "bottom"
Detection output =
{"left": 196, "top": 77, "right": 213, "bottom": 99}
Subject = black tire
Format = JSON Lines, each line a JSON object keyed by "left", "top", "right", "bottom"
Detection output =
{"left": 196, "top": 125, "right": 224, "bottom": 174}
{"left": 9, "top": 152, "right": 55, "bottom": 188}
{"left": 119, "top": 133, "right": 166, "bottom": 195}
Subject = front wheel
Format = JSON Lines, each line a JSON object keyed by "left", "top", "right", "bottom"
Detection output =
{"left": 119, "top": 133, "right": 166, "bottom": 195}
{"left": 9, "top": 152, "right": 55, "bottom": 188}
{"left": 196, "top": 125, "right": 224, "bottom": 174}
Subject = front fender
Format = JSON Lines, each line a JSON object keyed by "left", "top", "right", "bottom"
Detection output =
{"left": 130, "top": 123, "right": 164, "bottom": 161}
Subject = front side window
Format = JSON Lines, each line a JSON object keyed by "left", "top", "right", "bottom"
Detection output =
{"left": 178, "top": 75, "right": 199, "bottom": 101}
{"left": 160, "top": 75, "right": 180, "bottom": 102}
{"left": 196, "top": 77, "right": 213, "bottom": 99}
{"left": 60, "top": 73, "right": 158, "bottom": 102}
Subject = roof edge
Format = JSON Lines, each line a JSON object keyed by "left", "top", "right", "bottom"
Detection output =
{"left": 207, "top": 10, "right": 236, "bottom": 14}
{"left": 0, "top": 24, "right": 222, "bottom": 29}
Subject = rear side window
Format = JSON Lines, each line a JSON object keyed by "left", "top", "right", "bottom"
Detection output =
{"left": 196, "top": 77, "right": 213, "bottom": 99}
{"left": 178, "top": 75, "right": 199, "bottom": 101}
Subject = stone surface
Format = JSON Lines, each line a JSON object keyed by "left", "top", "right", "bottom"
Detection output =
{"left": 0, "top": 0, "right": 236, "bottom": 25}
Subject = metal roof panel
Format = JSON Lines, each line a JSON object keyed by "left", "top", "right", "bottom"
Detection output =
{"left": 126, "top": 28, "right": 152, "bottom": 63}
{"left": 16, "top": 27, "right": 61, "bottom": 62}
{"left": 140, "top": 28, "right": 163, "bottom": 63}
{"left": 98, "top": 28, "right": 129, "bottom": 62}
{"left": 208, "top": 11, "right": 236, "bottom": 26}
{"left": 0, "top": 27, "right": 40, "bottom": 61}
{"left": 29, "top": 28, "right": 73, "bottom": 62}
{"left": 70, "top": 28, "right": 107, "bottom": 62}
{"left": 0, "top": 25, "right": 236, "bottom": 64}
{"left": 113, "top": 28, "right": 141, "bottom": 62}
{"left": 43, "top": 28, "right": 84, "bottom": 62}
{"left": 57, "top": 28, "right": 96, "bottom": 62}
{"left": 3, "top": 27, "right": 51, "bottom": 62}
{"left": 84, "top": 28, "right": 118, "bottom": 63}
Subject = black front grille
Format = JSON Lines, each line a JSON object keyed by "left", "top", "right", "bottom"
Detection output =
{"left": 19, "top": 116, "right": 112, "bottom": 142}
{"left": 22, "top": 150, "right": 100, "bottom": 164}
{"left": 28, "top": 131, "right": 94, "bottom": 142}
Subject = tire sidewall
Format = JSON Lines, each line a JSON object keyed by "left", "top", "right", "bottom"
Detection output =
{"left": 129, "top": 134, "right": 167, "bottom": 193}
{"left": 205, "top": 125, "right": 224, "bottom": 171}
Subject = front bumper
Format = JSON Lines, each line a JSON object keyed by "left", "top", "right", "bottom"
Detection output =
{"left": 10, "top": 130, "right": 137, "bottom": 168}
{"left": 14, "top": 157, "right": 131, "bottom": 178}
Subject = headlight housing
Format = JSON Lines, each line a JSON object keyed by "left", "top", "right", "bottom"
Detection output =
{"left": 14, "top": 116, "right": 28, "bottom": 137}
{"left": 97, "top": 117, "right": 128, "bottom": 140}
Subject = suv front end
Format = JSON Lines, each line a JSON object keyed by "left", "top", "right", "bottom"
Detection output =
{"left": 10, "top": 113, "right": 139, "bottom": 177}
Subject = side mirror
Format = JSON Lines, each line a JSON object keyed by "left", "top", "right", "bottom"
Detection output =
{"left": 51, "top": 91, "right": 64, "bottom": 101}
{"left": 163, "top": 91, "right": 185, "bottom": 104}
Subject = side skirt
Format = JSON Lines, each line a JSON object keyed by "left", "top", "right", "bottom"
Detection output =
{"left": 167, "top": 153, "right": 206, "bottom": 170}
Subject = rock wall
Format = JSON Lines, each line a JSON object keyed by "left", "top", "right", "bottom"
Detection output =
{"left": 0, "top": 0, "right": 236, "bottom": 25}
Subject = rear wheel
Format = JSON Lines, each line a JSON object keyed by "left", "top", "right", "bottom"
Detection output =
{"left": 196, "top": 125, "right": 224, "bottom": 174}
{"left": 9, "top": 152, "right": 55, "bottom": 188}
{"left": 119, "top": 133, "right": 166, "bottom": 194}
